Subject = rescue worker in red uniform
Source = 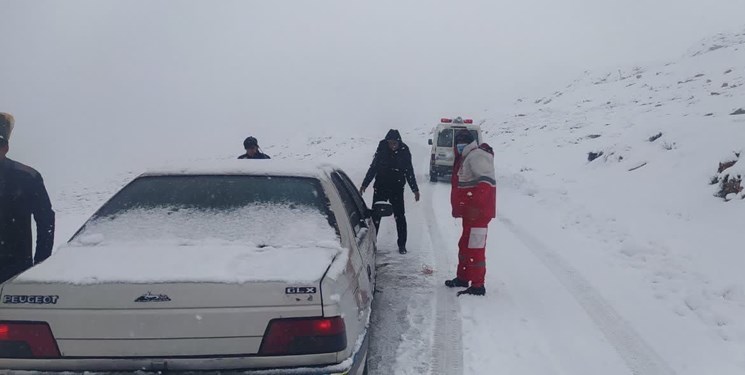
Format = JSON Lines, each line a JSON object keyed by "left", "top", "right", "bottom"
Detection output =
{"left": 445, "top": 129, "right": 496, "bottom": 296}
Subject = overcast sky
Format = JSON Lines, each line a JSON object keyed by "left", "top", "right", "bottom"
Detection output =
{"left": 1, "top": 0, "right": 743, "bottom": 184}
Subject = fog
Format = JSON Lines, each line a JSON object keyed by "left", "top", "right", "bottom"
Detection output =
{"left": 1, "top": 0, "right": 743, "bottom": 184}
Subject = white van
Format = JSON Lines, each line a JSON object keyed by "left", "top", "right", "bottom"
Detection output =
{"left": 428, "top": 117, "right": 482, "bottom": 181}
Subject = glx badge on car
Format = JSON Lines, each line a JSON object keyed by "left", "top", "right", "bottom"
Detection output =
{"left": 135, "top": 292, "right": 171, "bottom": 302}
{"left": 285, "top": 287, "right": 317, "bottom": 294}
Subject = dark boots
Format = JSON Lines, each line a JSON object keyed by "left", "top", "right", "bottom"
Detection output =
{"left": 445, "top": 278, "right": 486, "bottom": 296}
{"left": 444, "top": 278, "right": 469, "bottom": 288}
{"left": 457, "top": 286, "right": 486, "bottom": 296}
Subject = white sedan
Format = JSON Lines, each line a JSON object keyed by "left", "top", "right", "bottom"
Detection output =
{"left": 0, "top": 161, "right": 389, "bottom": 374}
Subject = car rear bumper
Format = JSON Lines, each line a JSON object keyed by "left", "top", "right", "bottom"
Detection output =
{"left": 0, "top": 334, "right": 368, "bottom": 374}
{"left": 0, "top": 356, "right": 352, "bottom": 374}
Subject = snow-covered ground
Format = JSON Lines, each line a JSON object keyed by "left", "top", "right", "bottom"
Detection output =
{"left": 9, "top": 28, "right": 745, "bottom": 374}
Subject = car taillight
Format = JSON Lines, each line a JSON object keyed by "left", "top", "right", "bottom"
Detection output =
{"left": 259, "top": 316, "right": 346, "bottom": 356}
{"left": 0, "top": 321, "right": 60, "bottom": 358}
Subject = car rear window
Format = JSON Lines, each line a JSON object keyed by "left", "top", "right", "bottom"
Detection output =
{"left": 95, "top": 175, "right": 328, "bottom": 215}
{"left": 71, "top": 175, "right": 338, "bottom": 246}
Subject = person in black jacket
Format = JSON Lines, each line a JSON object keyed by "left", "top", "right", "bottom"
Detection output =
{"left": 360, "top": 129, "right": 420, "bottom": 254}
{"left": 238, "top": 136, "right": 270, "bottom": 159}
{"left": 0, "top": 113, "right": 55, "bottom": 283}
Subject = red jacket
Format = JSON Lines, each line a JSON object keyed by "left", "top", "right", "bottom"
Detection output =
{"left": 451, "top": 142, "right": 497, "bottom": 220}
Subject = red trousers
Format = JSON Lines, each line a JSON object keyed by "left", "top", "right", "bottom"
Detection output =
{"left": 456, "top": 218, "right": 491, "bottom": 287}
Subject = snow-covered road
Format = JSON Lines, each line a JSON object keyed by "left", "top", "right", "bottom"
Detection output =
{"left": 360, "top": 129, "right": 745, "bottom": 374}
{"left": 366, "top": 171, "right": 463, "bottom": 375}
{"left": 366, "top": 163, "right": 742, "bottom": 374}
{"left": 367, "top": 174, "right": 662, "bottom": 375}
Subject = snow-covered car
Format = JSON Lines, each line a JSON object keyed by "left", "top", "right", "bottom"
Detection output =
{"left": 428, "top": 117, "right": 482, "bottom": 181}
{"left": 0, "top": 161, "right": 389, "bottom": 374}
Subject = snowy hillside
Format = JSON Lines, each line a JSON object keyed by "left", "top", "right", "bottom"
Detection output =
{"left": 486, "top": 27, "right": 745, "bottom": 201}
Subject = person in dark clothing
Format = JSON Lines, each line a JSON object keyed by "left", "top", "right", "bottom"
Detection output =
{"left": 0, "top": 113, "right": 55, "bottom": 284}
{"left": 360, "top": 129, "right": 420, "bottom": 254}
{"left": 238, "top": 136, "right": 270, "bottom": 159}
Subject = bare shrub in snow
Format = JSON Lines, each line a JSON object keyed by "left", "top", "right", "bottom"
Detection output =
{"left": 648, "top": 132, "right": 663, "bottom": 142}
{"left": 587, "top": 151, "right": 604, "bottom": 162}
{"left": 628, "top": 162, "right": 648, "bottom": 172}
{"left": 718, "top": 159, "right": 738, "bottom": 173}
{"left": 717, "top": 174, "right": 743, "bottom": 200}
{"left": 662, "top": 141, "right": 677, "bottom": 151}
{"left": 713, "top": 153, "right": 744, "bottom": 200}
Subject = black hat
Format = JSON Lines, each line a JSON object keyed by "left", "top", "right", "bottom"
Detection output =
{"left": 243, "top": 136, "right": 259, "bottom": 149}
{"left": 385, "top": 129, "right": 402, "bottom": 142}
{"left": 455, "top": 129, "right": 475, "bottom": 144}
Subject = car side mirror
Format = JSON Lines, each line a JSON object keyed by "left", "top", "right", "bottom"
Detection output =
{"left": 366, "top": 201, "right": 393, "bottom": 218}
{"left": 428, "top": 139, "right": 433, "bottom": 145}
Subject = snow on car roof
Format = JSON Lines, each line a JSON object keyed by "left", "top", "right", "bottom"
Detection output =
{"left": 141, "top": 159, "right": 341, "bottom": 179}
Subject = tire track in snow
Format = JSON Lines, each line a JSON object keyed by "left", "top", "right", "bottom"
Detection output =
{"left": 367, "top": 170, "right": 438, "bottom": 375}
{"left": 424, "top": 181, "right": 464, "bottom": 375}
{"left": 500, "top": 216, "right": 676, "bottom": 375}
